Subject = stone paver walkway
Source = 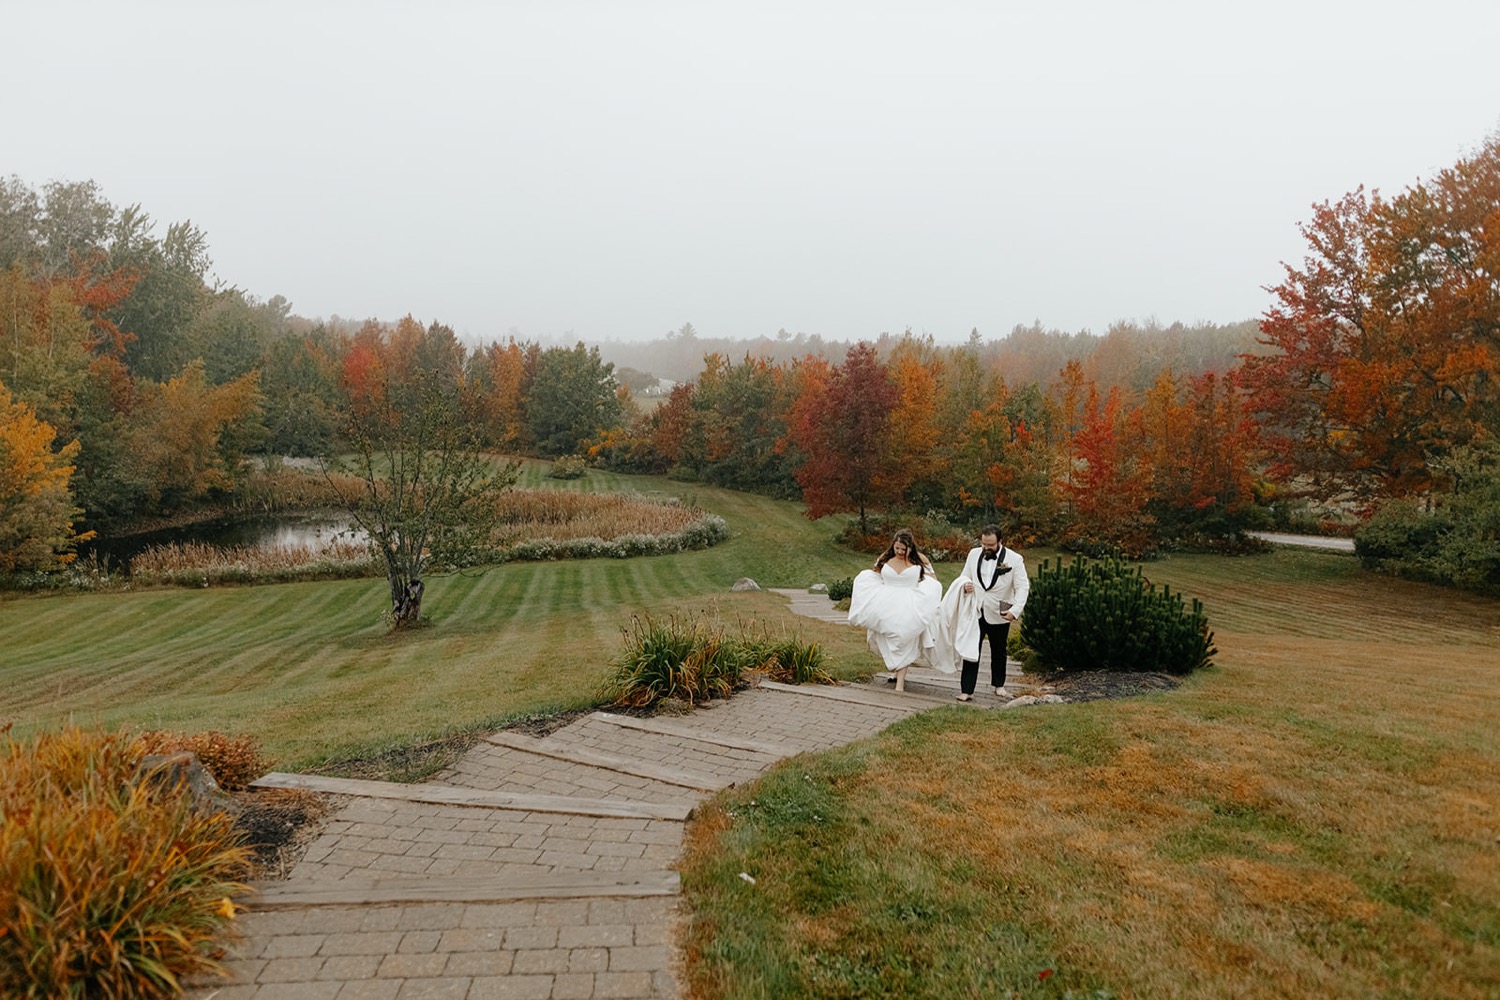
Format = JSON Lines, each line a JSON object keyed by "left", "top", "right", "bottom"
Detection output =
{"left": 189, "top": 590, "right": 1029, "bottom": 999}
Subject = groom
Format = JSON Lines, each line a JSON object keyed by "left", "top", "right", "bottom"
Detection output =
{"left": 958, "top": 524, "right": 1029, "bottom": 700}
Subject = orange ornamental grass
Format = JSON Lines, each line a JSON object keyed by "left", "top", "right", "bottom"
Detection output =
{"left": 0, "top": 726, "right": 251, "bottom": 998}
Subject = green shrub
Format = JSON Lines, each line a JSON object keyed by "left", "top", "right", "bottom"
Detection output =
{"left": 1022, "top": 556, "right": 1216, "bottom": 676}
{"left": 1006, "top": 621, "right": 1030, "bottom": 661}
{"left": 1355, "top": 453, "right": 1500, "bottom": 596}
{"left": 0, "top": 726, "right": 251, "bottom": 998}
{"left": 605, "top": 614, "right": 746, "bottom": 707}
{"left": 498, "top": 514, "right": 729, "bottom": 563}
{"left": 826, "top": 576, "right": 854, "bottom": 602}
{"left": 546, "top": 454, "right": 588, "bottom": 479}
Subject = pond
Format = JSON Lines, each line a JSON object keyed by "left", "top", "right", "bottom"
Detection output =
{"left": 78, "top": 516, "right": 366, "bottom": 574}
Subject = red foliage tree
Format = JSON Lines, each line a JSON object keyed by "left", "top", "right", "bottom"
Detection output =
{"left": 1241, "top": 136, "right": 1500, "bottom": 504}
{"left": 789, "top": 344, "right": 899, "bottom": 532}
{"left": 1064, "top": 382, "right": 1153, "bottom": 554}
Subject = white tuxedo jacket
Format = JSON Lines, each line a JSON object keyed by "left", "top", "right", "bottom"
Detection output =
{"left": 959, "top": 545, "right": 1029, "bottom": 622}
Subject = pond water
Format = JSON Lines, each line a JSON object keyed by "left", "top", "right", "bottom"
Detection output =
{"left": 78, "top": 516, "right": 365, "bottom": 573}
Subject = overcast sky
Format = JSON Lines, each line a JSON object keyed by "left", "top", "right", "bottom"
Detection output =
{"left": 8, "top": 1, "right": 1497, "bottom": 344}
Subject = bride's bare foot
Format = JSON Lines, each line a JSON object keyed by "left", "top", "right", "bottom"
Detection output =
{"left": 893, "top": 667, "right": 907, "bottom": 692}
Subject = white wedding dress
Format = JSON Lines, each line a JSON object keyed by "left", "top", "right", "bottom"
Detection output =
{"left": 847, "top": 563, "right": 942, "bottom": 671}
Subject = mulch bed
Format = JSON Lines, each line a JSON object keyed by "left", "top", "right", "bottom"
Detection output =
{"left": 230, "top": 787, "right": 342, "bottom": 881}
{"left": 1038, "top": 670, "right": 1182, "bottom": 702}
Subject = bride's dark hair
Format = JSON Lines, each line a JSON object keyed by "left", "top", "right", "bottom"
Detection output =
{"left": 875, "top": 528, "right": 927, "bottom": 580}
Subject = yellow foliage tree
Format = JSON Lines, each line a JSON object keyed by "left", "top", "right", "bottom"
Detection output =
{"left": 125, "top": 361, "right": 262, "bottom": 507}
{"left": 0, "top": 381, "right": 91, "bottom": 572}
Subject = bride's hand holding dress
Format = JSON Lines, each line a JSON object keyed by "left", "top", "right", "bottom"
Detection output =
{"left": 847, "top": 558, "right": 942, "bottom": 688}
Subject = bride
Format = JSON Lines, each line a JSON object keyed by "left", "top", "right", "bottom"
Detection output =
{"left": 846, "top": 528, "right": 942, "bottom": 691}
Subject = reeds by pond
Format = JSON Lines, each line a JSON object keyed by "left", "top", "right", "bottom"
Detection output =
{"left": 127, "top": 491, "right": 726, "bottom": 586}
{"left": 128, "top": 540, "right": 379, "bottom": 586}
{"left": 492, "top": 490, "right": 705, "bottom": 540}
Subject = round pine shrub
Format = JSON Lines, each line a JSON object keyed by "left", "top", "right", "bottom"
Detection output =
{"left": 1022, "top": 556, "right": 1216, "bottom": 676}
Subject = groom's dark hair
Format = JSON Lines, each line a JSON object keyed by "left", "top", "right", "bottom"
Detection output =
{"left": 981, "top": 524, "right": 1002, "bottom": 541}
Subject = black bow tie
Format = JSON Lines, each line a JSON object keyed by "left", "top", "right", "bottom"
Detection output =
{"left": 981, "top": 552, "right": 997, "bottom": 562}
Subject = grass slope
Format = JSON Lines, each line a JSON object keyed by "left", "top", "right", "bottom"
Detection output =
{"left": 680, "top": 545, "right": 1500, "bottom": 999}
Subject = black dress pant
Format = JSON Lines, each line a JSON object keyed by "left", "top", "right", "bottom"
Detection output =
{"left": 960, "top": 615, "right": 1011, "bottom": 695}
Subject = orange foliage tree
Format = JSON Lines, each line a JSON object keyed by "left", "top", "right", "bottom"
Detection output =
{"left": 0, "top": 381, "right": 92, "bottom": 571}
{"left": 1063, "top": 382, "right": 1153, "bottom": 555}
{"left": 1241, "top": 136, "right": 1500, "bottom": 503}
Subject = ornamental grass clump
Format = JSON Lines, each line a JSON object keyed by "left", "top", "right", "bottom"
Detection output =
{"left": 606, "top": 613, "right": 745, "bottom": 707}
{"left": 1022, "top": 556, "right": 1216, "bottom": 675}
{"left": 132, "top": 730, "right": 270, "bottom": 792}
{"left": 0, "top": 725, "right": 251, "bottom": 998}
{"left": 760, "top": 638, "right": 834, "bottom": 685}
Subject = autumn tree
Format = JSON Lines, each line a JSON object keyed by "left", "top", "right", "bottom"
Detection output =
{"left": 789, "top": 343, "right": 901, "bottom": 533}
{"left": 325, "top": 318, "right": 517, "bottom": 628}
{"left": 124, "top": 360, "right": 264, "bottom": 510}
{"left": 475, "top": 337, "right": 533, "bottom": 451}
{"left": 689, "top": 354, "right": 797, "bottom": 496}
{"left": 525, "top": 342, "right": 623, "bottom": 457}
{"left": 882, "top": 336, "right": 944, "bottom": 507}
{"left": 644, "top": 381, "right": 697, "bottom": 474}
{"left": 1064, "top": 381, "right": 1154, "bottom": 555}
{"left": 0, "top": 381, "right": 91, "bottom": 572}
{"left": 1136, "top": 370, "right": 1261, "bottom": 542}
{"left": 1241, "top": 136, "right": 1500, "bottom": 504}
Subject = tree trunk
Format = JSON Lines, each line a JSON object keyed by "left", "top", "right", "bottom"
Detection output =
{"left": 390, "top": 577, "right": 424, "bottom": 628}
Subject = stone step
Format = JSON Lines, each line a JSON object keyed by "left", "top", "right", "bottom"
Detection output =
{"left": 767, "top": 587, "right": 850, "bottom": 624}
{"left": 247, "top": 870, "right": 680, "bottom": 908}
{"left": 590, "top": 711, "right": 797, "bottom": 757}
{"left": 862, "top": 670, "right": 1041, "bottom": 700}
{"left": 555, "top": 715, "right": 783, "bottom": 787}
{"left": 251, "top": 772, "right": 693, "bottom": 821}
{"left": 484, "top": 731, "right": 729, "bottom": 792}
{"left": 754, "top": 678, "right": 970, "bottom": 712}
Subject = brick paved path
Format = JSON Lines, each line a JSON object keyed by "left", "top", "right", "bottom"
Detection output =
{"left": 189, "top": 591, "right": 1029, "bottom": 1000}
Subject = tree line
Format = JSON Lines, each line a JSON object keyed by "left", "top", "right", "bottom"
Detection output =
{"left": 3, "top": 132, "right": 1497, "bottom": 593}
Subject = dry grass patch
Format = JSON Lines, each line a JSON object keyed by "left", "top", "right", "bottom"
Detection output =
{"left": 680, "top": 559, "right": 1500, "bottom": 999}
{"left": 492, "top": 489, "right": 706, "bottom": 542}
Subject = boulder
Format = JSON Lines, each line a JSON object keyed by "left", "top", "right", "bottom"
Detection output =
{"left": 135, "top": 751, "right": 243, "bottom": 817}
{"left": 1002, "top": 695, "right": 1039, "bottom": 709}
{"left": 808, "top": 583, "right": 829, "bottom": 594}
{"left": 731, "top": 577, "right": 761, "bottom": 592}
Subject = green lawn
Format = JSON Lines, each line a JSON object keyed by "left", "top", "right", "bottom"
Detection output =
{"left": 5, "top": 468, "right": 1498, "bottom": 996}
{"left": 1, "top": 464, "right": 879, "bottom": 768}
